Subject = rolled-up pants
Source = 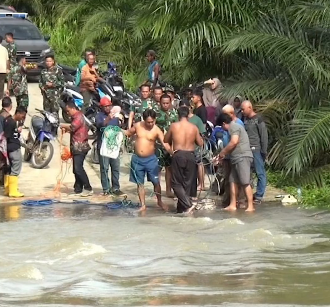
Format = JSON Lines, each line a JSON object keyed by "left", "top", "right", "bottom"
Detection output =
{"left": 8, "top": 149, "right": 22, "bottom": 176}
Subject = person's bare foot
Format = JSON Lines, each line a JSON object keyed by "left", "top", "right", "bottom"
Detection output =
{"left": 158, "top": 201, "right": 168, "bottom": 212}
{"left": 138, "top": 205, "right": 147, "bottom": 212}
{"left": 166, "top": 191, "right": 175, "bottom": 198}
{"left": 197, "top": 185, "right": 206, "bottom": 191}
{"left": 224, "top": 205, "right": 237, "bottom": 211}
{"left": 245, "top": 206, "right": 255, "bottom": 212}
{"left": 186, "top": 204, "right": 196, "bottom": 214}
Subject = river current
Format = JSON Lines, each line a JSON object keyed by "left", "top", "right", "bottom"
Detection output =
{"left": 0, "top": 203, "right": 330, "bottom": 306}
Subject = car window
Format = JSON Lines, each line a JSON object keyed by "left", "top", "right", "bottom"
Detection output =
{"left": 0, "top": 24, "right": 42, "bottom": 40}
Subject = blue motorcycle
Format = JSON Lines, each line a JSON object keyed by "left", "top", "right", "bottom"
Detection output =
{"left": 23, "top": 109, "right": 59, "bottom": 169}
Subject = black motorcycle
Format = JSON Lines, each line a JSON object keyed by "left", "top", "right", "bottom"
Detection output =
{"left": 23, "top": 109, "right": 59, "bottom": 169}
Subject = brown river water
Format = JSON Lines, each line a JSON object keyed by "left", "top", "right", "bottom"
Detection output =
{"left": 0, "top": 202, "right": 330, "bottom": 306}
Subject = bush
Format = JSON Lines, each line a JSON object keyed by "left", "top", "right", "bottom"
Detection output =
{"left": 267, "top": 169, "right": 330, "bottom": 208}
{"left": 35, "top": 17, "right": 83, "bottom": 67}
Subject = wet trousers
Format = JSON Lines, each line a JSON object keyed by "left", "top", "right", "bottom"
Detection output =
{"left": 171, "top": 150, "right": 197, "bottom": 213}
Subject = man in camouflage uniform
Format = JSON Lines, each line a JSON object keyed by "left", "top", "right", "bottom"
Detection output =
{"left": 155, "top": 93, "right": 178, "bottom": 197}
{"left": 7, "top": 56, "right": 29, "bottom": 110}
{"left": 5, "top": 33, "right": 17, "bottom": 71}
{"left": 128, "top": 84, "right": 159, "bottom": 129}
{"left": 39, "top": 55, "right": 64, "bottom": 115}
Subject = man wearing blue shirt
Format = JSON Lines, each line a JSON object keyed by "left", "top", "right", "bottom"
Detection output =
{"left": 95, "top": 97, "right": 126, "bottom": 197}
{"left": 220, "top": 104, "right": 244, "bottom": 207}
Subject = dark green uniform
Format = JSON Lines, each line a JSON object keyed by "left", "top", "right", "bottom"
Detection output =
{"left": 6, "top": 42, "right": 17, "bottom": 70}
{"left": 39, "top": 66, "right": 65, "bottom": 114}
{"left": 130, "top": 99, "right": 159, "bottom": 123}
{"left": 8, "top": 64, "right": 29, "bottom": 108}
{"left": 155, "top": 108, "right": 178, "bottom": 168}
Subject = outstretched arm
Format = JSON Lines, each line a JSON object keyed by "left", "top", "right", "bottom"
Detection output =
{"left": 220, "top": 135, "right": 238, "bottom": 158}
{"left": 123, "top": 125, "right": 136, "bottom": 137}
{"left": 164, "top": 125, "right": 172, "bottom": 145}
{"left": 158, "top": 126, "right": 172, "bottom": 154}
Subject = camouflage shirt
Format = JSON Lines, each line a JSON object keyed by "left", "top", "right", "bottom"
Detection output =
{"left": 6, "top": 42, "right": 17, "bottom": 68}
{"left": 39, "top": 66, "right": 65, "bottom": 97}
{"left": 8, "top": 64, "right": 28, "bottom": 97}
{"left": 130, "top": 99, "right": 159, "bottom": 122}
{"left": 156, "top": 108, "right": 178, "bottom": 132}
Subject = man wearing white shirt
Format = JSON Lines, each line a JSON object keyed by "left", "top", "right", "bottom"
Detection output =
{"left": 0, "top": 36, "right": 9, "bottom": 98}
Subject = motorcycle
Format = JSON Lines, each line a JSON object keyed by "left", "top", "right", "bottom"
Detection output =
{"left": 60, "top": 84, "right": 98, "bottom": 139}
{"left": 23, "top": 109, "right": 59, "bottom": 169}
{"left": 57, "top": 64, "right": 76, "bottom": 83}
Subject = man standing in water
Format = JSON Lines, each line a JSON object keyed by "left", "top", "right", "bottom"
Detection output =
{"left": 221, "top": 104, "right": 245, "bottom": 207}
{"left": 164, "top": 106, "right": 204, "bottom": 213}
{"left": 241, "top": 100, "right": 268, "bottom": 205}
{"left": 124, "top": 109, "right": 170, "bottom": 211}
{"left": 214, "top": 113, "right": 254, "bottom": 212}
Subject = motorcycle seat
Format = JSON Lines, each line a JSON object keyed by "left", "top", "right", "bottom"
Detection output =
{"left": 66, "top": 85, "right": 81, "bottom": 93}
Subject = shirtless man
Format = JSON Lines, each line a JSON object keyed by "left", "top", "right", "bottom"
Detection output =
{"left": 164, "top": 106, "right": 204, "bottom": 213}
{"left": 124, "top": 109, "right": 170, "bottom": 211}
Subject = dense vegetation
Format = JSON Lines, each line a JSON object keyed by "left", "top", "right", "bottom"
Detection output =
{"left": 7, "top": 0, "right": 330, "bottom": 206}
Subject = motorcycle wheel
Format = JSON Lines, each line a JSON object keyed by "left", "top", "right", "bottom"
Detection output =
{"left": 62, "top": 109, "right": 72, "bottom": 123}
{"left": 90, "top": 142, "right": 99, "bottom": 164}
{"left": 31, "top": 141, "right": 54, "bottom": 169}
{"left": 86, "top": 113, "right": 97, "bottom": 140}
{"left": 23, "top": 137, "right": 33, "bottom": 162}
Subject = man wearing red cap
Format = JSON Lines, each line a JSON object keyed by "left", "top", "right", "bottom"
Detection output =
{"left": 96, "top": 96, "right": 126, "bottom": 196}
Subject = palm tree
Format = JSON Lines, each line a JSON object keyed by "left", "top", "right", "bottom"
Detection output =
{"left": 221, "top": 2, "right": 330, "bottom": 185}
{"left": 58, "top": 0, "right": 147, "bottom": 76}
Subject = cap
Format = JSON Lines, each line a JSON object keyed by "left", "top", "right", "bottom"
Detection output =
{"left": 100, "top": 96, "right": 112, "bottom": 107}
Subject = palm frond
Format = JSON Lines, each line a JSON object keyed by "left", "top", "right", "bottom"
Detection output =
{"left": 281, "top": 109, "right": 330, "bottom": 175}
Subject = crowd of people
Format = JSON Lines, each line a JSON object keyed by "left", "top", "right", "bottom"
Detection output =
{"left": 0, "top": 41, "right": 269, "bottom": 213}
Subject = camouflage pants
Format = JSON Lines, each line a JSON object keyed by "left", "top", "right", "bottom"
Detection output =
{"left": 16, "top": 94, "right": 29, "bottom": 109}
{"left": 155, "top": 142, "right": 172, "bottom": 170}
{"left": 42, "top": 91, "right": 60, "bottom": 114}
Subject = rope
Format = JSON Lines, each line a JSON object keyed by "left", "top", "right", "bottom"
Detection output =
{"left": 106, "top": 196, "right": 140, "bottom": 209}
{"left": 21, "top": 197, "right": 138, "bottom": 208}
{"left": 22, "top": 199, "right": 56, "bottom": 206}
{"left": 42, "top": 131, "right": 72, "bottom": 199}
{"left": 122, "top": 136, "right": 216, "bottom": 202}
{"left": 21, "top": 199, "right": 90, "bottom": 206}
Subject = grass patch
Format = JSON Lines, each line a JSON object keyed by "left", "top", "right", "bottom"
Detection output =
{"left": 267, "top": 169, "right": 330, "bottom": 209}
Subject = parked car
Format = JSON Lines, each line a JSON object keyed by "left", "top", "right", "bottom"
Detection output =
{"left": 0, "top": 6, "right": 53, "bottom": 76}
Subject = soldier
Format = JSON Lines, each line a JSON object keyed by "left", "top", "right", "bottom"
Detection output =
{"left": 155, "top": 93, "right": 178, "bottom": 197}
{"left": 39, "top": 55, "right": 64, "bottom": 115}
{"left": 5, "top": 33, "right": 17, "bottom": 71}
{"left": 128, "top": 84, "right": 159, "bottom": 129}
{"left": 6, "top": 56, "right": 29, "bottom": 111}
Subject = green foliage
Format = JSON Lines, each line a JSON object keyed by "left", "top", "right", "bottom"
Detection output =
{"left": 267, "top": 170, "right": 330, "bottom": 208}
{"left": 35, "top": 18, "right": 82, "bottom": 66}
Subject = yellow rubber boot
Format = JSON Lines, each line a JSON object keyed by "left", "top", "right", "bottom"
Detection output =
{"left": 4, "top": 174, "right": 9, "bottom": 196}
{"left": 8, "top": 176, "right": 24, "bottom": 198}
